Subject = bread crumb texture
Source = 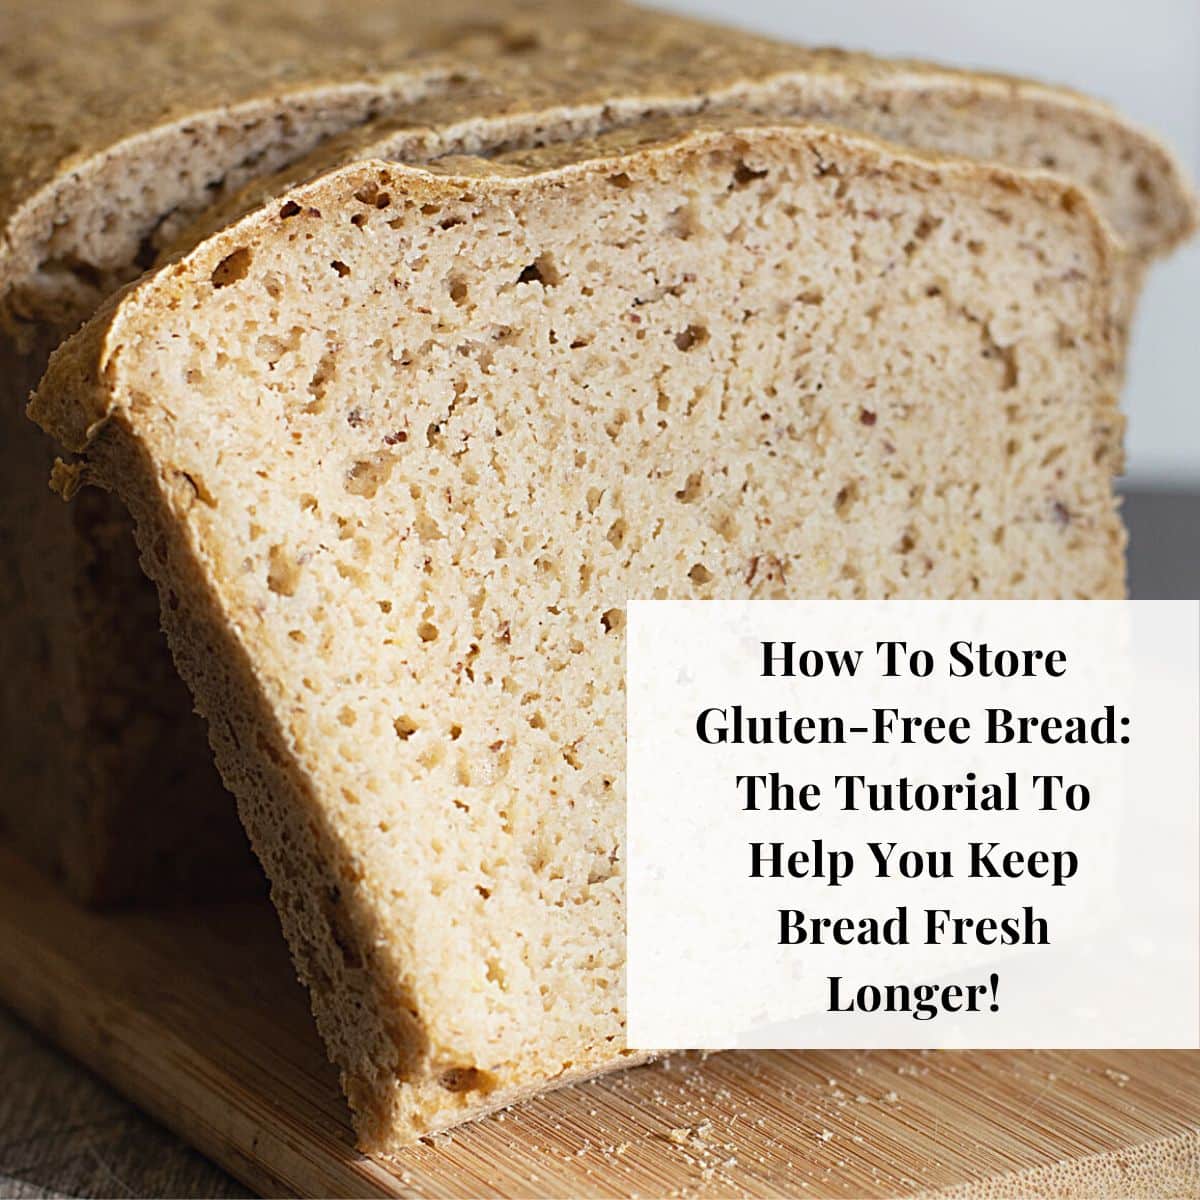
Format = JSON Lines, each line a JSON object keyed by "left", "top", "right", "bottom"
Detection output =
{"left": 34, "top": 118, "right": 1125, "bottom": 1147}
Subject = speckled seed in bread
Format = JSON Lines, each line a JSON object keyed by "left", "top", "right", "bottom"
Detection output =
{"left": 33, "top": 115, "right": 1124, "bottom": 1146}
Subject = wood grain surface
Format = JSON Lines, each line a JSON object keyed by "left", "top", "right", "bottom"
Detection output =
{"left": 0, "top": 846, "right": 1196, "bottom": 1198}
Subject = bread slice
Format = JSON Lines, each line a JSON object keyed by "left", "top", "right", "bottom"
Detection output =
{"left": 32, "top": 114, "right": 1124, "bottom": 1145}
{"left": 173, "top": 44, "right": 1199, "bottom": 285}
{"left": 1, "top": 0, "right": 659, "bottom": 332}
{"left": 4, "top": 0, "right": 1190, "bottom": 902}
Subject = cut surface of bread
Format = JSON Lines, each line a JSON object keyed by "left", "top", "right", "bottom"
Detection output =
{"left": 33, "top": 115, "right": 1124, "bottom": 1145}
{"left": 169, "top": 42, "right": 1200, "bottom": 278}
{"left": 0, "top": 0, "right": 618, "bottom": 331}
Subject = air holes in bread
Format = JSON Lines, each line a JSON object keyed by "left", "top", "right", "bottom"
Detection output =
{"left": 355, "top": 181, "right": 392, "bottom": 209}
{"left": 516, "top": 253, "right": 561, "bottom": 287}
{"left": 834, "top": 481, "right": 860, "bottom": 517}
{"left": 732, "top": 160, "right": 769, "bottom": 187}
{"left": 675, "top": 471, "right": 703, "bottom": 503}
{"left": 600, "top": 608, "right": 624, "bottom": 633}
{"left": 345, "top": 455, "right": 395, "bottom": 499}
{"left": 439, "top": 1066, "right": 494, "bottom": 1094}
{"left": 674, "top": 324, "right": 708, "bottom": 351}
{"left": 267, "top": 544, "right": 300, "bottom": 596}
{"left": 210, "top": 247, "right": 252, "bottom": 288}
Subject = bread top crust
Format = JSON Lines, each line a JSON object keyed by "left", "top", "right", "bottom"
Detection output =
{"left": 2, "top": 0, "right": 1193, "bottom": 331}
{"left": 0, "top": 0, "right": 604, "bottom": 221}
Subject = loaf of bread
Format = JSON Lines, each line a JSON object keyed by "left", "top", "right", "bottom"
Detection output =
{"left": 33, "top": 109, "right": 1133, "bottom": 1144}
{"left": 2, "top": 5, "right": 1193, "bottom": 904}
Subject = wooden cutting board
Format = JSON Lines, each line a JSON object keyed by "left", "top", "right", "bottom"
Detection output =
{"left": 0, "top": 846, "right": 1195, "bottom": 1198}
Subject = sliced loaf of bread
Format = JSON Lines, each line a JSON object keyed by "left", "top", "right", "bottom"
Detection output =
{"left": 33, "top": 114, "right": 1125, "bottom": 1145}
{"left": 4, "top": 1, "right": 1191, "bottom": 904}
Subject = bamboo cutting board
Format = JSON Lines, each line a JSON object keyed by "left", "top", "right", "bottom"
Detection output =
{"left": 0, "top": 847, "right": 1195, "bottom": 1199}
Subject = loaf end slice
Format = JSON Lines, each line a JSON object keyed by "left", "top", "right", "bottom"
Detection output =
{"left": 32, "top": 117, "right": 1124, "bottom": 1146}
